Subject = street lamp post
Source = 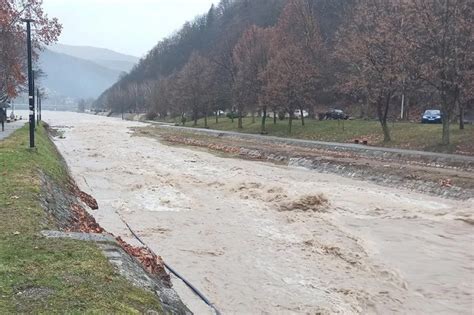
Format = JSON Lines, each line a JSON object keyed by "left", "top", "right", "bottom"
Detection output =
{"left": 23, "top": 18, "right": 35, "bottom": 148}
{"left": 36, "top": 88, "right": 40, "bottom": 126}
{"left": 39, "top": 92, "right": 42, "bottom": 123}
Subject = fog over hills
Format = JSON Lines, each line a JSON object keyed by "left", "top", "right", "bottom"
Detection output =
{"left": 28, "top": 44, "right": 139, "bottom": 108}
{"left": 38, "top": 49, "right": 123, "bottom": 99}
{"left": 49, "top": 44, "right": 139, "bottom": 73}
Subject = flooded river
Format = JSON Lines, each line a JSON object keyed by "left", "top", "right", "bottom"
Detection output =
{"left": 45, "top": 112, "right": 473, "bottom": 314}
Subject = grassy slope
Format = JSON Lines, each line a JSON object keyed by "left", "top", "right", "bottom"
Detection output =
{"left": 0, "top": 125, "right": 163, "bottom": 313}
{"left": 169, "top": 116, "right": 474, "bottom": 155}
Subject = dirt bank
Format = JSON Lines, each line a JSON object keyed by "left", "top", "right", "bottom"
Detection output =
{"left": 46, "top": 112, "right": 473, "bottom": 314}
{"left": 139, "top": 126, "right": 473, "bottom": 200}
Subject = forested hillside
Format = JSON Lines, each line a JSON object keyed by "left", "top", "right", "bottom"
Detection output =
{"left": 95, "top": 0, "right": 472, "bottom": 145}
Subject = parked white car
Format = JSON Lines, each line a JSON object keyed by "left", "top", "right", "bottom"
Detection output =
{"left": 293, "top": 110, "right": 309, "bottom": 118}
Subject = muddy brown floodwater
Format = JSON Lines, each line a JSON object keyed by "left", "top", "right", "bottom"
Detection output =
{"left": 46, "top": 112, "right": 473, "bottom": 315}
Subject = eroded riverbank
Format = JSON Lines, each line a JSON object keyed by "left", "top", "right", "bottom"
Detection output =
{"left": 46, "top": 112, "right": 473, "bottom": 314}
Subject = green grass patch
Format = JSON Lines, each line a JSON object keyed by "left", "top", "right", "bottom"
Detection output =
{"left": 0, "top": 124, "right": 163, "bottom": 313}
{"left": 168, "top": 116, "right": 474, "bottom": 155}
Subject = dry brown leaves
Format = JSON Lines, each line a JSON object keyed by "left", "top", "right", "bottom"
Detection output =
{"left": 77, "top": 191, "right": 99, "bottom": 210}
{"left": 64, "top": 180, "right": 170, "bottom": 284}
{"left": 67, "top": 203, "right": 104, "bottom": 234}
{"left": 67, "top": 203, "right": 170, "bottom": 284}
{"left": 68, "top": 180, "right": 99, "bottom": 210}
{"left": 116, "top": 237, "right": 170, "bottom": 285}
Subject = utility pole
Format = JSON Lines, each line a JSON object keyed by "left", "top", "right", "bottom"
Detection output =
{"left": 400, "top": 93, "right": 405, "bottom": 120}
{"left": 39, "top": 92, "right": 42, "bottom": 123}
{"left": 36, "top": 88, "right": 41, "bottom": 125}
{"left": 23, "top": 18, "right": 35, "bottom": 148}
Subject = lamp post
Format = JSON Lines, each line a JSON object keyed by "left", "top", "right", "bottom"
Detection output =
{"left": 39, "top": 92, "right": 42, "bottom": 123}
{"left": 36, "top": 88, "right": 40, "bottom": 125}
{"left": 23, "top": 18, "right": 35, "bottom": 148}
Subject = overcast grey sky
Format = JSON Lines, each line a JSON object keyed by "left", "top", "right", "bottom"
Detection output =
{"left": 43, "top": 0, "right": 218, "bottom": 57}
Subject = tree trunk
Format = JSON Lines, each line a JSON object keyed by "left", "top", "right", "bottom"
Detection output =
{"left": 300, "top": 108, "right": 305, "bottom": 126}
{"left": 288, "top": 113, "right": 293, "bottom": 134}
{"left": 441, "top": 92, "right": 451, "bottom": 145}
{"left": 404, "top": 97, "right": 410, "bottom": 121}
{"left": 261, "top": 106, "right": 267, "bottom": 134}
{"left": 273, "top": 110, "right": 277, "bottom": 124}
{"left": 377, "top": 94, "right": 392, "bottom": 142}
{"left": 360, "top": 101, "right": 369, "bottom": 119}
{"left": 380, "top": 120, "right": 391, "bottom": 142}
{"left": 442, "top": 113, "right": 450, "bottom": 145}
{"left": 204, "top": 112, "right": 208, "bottom": 128}
{"left": 193, "top": 107, "right": 198, "bottom": 126}
{"left": 308, "top": 106, "right": 315, "bottom": 119}
{"left": 459, "top": 102, "right": 465, "bottom": 130}
{"left": 215, "top": 113, "right": 219, "bottom": 124}
{"left": 238, "top": 110, "right": 243, "bottom": 129}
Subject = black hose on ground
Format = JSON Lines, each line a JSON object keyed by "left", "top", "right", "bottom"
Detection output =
{"left": 121, "top": 219, "right": 222, "bottom": 315}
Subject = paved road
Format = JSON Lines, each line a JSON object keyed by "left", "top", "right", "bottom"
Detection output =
{"left": 0, "top": 120, "right": 26, "bottom": 141}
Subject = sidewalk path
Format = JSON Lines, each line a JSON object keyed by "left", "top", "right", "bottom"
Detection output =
{"left": 0, "top": 120, "right": 26, "bottom": 141}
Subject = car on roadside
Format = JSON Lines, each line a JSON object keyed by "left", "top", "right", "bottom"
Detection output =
{"left": 324, "top": 109, "right": 349, "bottom": 120}
{"left": 421, "top": 109, "right": 442, "bottom": 124}
{"left": 293, "top": 110, "right": 309, "bottom": 118}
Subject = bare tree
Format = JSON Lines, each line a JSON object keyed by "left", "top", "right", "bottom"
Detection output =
{"left": 263, "top": 44, "right": 316, "bottom": 133}
{"left": 335, "top": 0, "right": 411, "bottom": 142}
{"left": 233, "top": 25, "right": 273, "bottom": 132}
{"left": 178, "top": 52, "right": 213, "bottom": 127}
{"left": 406, "top": 0, "right": 473, "bottom": 142}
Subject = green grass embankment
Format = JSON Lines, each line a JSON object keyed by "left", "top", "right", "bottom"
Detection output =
{"left": 0, "top": 124, "right": 163, "bottom": 313}
{"left": 166, "top": 116, "right": 473, "bottom": 155}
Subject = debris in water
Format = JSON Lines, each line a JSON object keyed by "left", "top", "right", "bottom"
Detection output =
{"left": 279, "top": 194, "right": 329, "bottom": 212}
{"left": 440, "top": 178, "right": 453, "bottom": 188}
{"left": 455, "top": 217, "right": 474, "bottom": 226}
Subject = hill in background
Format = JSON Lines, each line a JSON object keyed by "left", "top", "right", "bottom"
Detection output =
{"left": 49, "top": 44, "right": 139, "bottom": 73}
{"left": 17, "top": 44, "right": 139, "bottom": 110}
{"left": 38, "top": 49, "right": 123, "bottom": 99}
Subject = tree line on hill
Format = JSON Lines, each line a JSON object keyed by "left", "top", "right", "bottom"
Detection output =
{"left": 95, "top": 0, "right": 472, "bottom": 145}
